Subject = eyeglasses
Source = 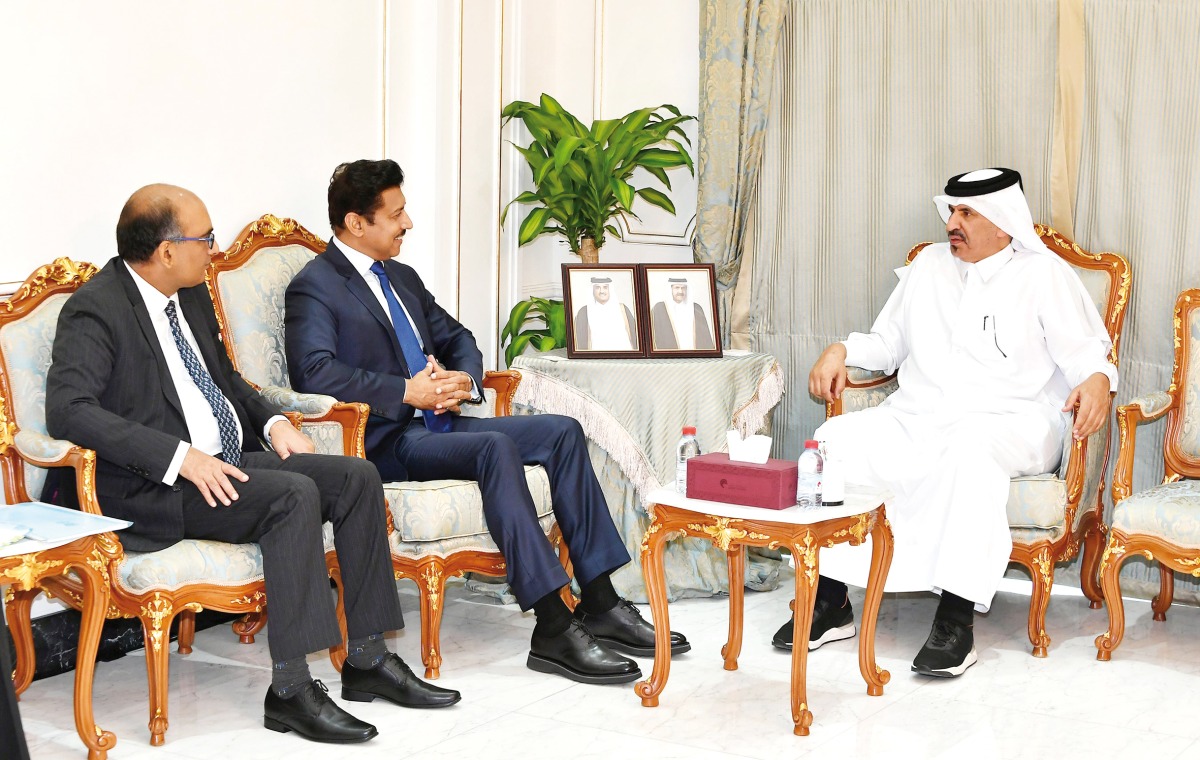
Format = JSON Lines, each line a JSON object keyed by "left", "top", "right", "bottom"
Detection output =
{"left": 166, "top": 232, "right": 217, "bottom": 249}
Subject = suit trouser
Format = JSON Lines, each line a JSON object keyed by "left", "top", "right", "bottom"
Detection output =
{"left": 0, "top": 610, "right": 31, "bottom": 760}
{"left": 180, "top": 452, "right": 402, "bottom": 661}
{"left": 374, "top": 414, "right": 630, "bottom": 609}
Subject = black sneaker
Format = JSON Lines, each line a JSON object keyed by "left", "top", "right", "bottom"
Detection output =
{"left": 771, "top": 598, "right": 855, "bottom": 651}
{"left": 911, "top": 618, "right": 977, "bottom": 677}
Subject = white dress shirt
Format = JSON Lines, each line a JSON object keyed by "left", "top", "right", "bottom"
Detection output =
{"left": 841, "top": 243, "right": 1118, "bottom": 425}
{"left": 125, "top": 263, "right": 284, "bottom": 484}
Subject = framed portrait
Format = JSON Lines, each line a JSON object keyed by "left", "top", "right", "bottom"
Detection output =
{"left": 640, "top": 263, "right": 723, "bottom": 358}
{"left": 562, "top": 264, "right": 646, "bottom": 358}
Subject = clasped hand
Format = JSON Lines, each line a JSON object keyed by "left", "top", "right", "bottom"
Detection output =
{"left": 1063, "top": 372, "right": 1112, "bottom": 441}
{"left": 404, "top": 354, "right": 474, "bottom": 414}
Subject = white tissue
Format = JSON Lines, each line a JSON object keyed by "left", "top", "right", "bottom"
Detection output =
{"left": 726, "top": 430, "right": 771, "bottom": 464}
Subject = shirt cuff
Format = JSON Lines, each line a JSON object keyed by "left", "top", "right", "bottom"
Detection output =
{"left": 164, "top": 441, "right": 189, "bottom": 486}
{"left": 262, "top": 415, "right": 290, "bottom": 447}
{"left": 469, "top": 378, "right": 483, "bottom": 403}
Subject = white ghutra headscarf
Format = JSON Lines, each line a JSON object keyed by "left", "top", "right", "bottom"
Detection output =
{"left": 933, "top": 168, "right": 1052, "bottom": 256}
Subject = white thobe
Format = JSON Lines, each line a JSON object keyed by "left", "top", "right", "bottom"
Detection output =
{"left": 816, "top": 243, "right": 1117, "bottom": 610}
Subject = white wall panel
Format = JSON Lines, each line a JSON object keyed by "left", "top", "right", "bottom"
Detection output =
{"left": 0, "top": 0, "right": 384, "bottom": 287}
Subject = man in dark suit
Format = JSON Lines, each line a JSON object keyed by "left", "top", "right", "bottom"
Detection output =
{"left": 285, "top": 160, "right": 689, "bottom": 685}
{"left": 43, "top": 184, "right": 459, "bottom": 744}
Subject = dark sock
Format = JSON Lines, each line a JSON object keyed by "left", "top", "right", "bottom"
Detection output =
{"left": 578, "top": 572, "right": 620, "bottom": 615}
{"left": 935, "top": 591, "right": 974, "bottom": 628}
{"left": 345, "top": 632, "right": 388, "bottom": 670}
{"left": 816, "top": 575, "right": 849, "bottom": 607}
{"left": 270, "top": 656, "right": 312, "bottom": 698}
{"left": 532, "top": 589, "right": 574, "bottom": 637}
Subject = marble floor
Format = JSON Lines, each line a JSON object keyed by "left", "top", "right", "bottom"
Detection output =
{"left": 16, "top": 576, "right": 1200, "bottom": 760}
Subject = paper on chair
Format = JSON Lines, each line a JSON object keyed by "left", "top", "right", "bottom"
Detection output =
{"left": 726, "top": 430, "right": 771, "bottom": 464}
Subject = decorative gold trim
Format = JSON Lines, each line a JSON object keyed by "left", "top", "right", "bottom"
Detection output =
{"left": 1032, "top": 547, "right": 1053, "bottom": 594}
{"left": 220, "top": 214, "right": 325, "bottom": 261}
{"left": 640, "top": 521, "right": 662, "bottom": 555}
{"left": 0, "top": 555, "right": 64, "bottom": 590}
{"left": 793, "top": 531, "right": 818, "bottom": 587}
{"left": 230, "top": 590, "right": 267, "bottom": 611}
{"left": 0, "top": 394, "right": 14, "bottom": 456}
{"left": 828, "top": 513, "right": 871, "bottom": 546}
{"left": 1098, "top": 537, "right": 1126, "bottom": 576}
{"left": 140, "top": 596, "right": 174, "bottom": 653}
{"left": 2, "top": 257, "right": 98, "bottom": 312}
{"left": 422, "top": 566, "right": 443, "bottom": 613}
{"left": 686, "top": 516, "right": 768, "bottom": 552}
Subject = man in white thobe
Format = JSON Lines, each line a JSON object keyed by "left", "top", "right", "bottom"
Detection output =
{"left": 574, "top": 276, "right": 637, "bottom": 351}
{"left": 650, "top": 278, "right": 715, "bottom": 351}
{"left": 773, "top": 168, "right": 1116, "bottom": 678}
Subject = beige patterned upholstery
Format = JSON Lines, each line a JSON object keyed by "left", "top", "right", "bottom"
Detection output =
{"left": 830, "top": 227, "right": 1130, "bottom": 658}
{"left": 1097, "top": 289, "right": 1200, "bottom": 661}
{"left": 209, "top": 215, "right": 566, "bottom": 680}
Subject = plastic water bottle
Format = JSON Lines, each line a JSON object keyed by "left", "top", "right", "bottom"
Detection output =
{"left": 796, "top": 439, "right": 824, "bottom": 509}
{"left": 676, "top": 426, "right": 700, "bottom": 494}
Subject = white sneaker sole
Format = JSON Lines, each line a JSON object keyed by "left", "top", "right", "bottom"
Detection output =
{"left": 809, "top": 623, "right": 856, "bottom": 651}
{"left": 912, "top": 646, "right": 978, "bottom": 678}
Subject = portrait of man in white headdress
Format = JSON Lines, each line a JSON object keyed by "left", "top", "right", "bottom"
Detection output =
{"left": 571, "top": 273, "right": 638, "bottom": 351}
{"left": 649, "top": 274, "right": 715, "bottom": 351}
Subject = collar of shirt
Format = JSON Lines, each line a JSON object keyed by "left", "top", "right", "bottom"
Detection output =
{"left": 331, "top": 235, "right": 386, "bottom": 280}
{"left": 124, "top": 260, "right": 180, "bottom": 323}
{"left": 952, "top": 244, "right": 1014, "bottom": 284}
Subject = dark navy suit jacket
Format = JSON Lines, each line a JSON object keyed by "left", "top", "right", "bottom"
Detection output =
{"left": 284, "top": 242, "right": 485, "bottom": 477}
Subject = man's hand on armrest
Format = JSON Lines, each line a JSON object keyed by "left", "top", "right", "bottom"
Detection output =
{"left": 405, "top": 356, "right": 474, "bottom": 415}
{"left": 1063, "top": 371, "right": 1113, "bottom": 441}
{"left": 269, "top": 419, "right": 316, "bottom": 459}
{"left": 809, "top": 343, "right": 849, "bottom": 402}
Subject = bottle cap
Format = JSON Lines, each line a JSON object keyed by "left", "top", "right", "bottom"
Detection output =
{"left": 682, "top": 426, "right": 697, "bottom": 435}
{"left": 804, "top": 439, "right": 819, "bottom": 449}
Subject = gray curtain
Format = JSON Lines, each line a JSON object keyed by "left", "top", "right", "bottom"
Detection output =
{"left": 694, "top": 0, "right": 788, "bottom": 344}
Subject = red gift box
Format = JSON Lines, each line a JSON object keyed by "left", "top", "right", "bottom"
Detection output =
{"left": 685, "top": 452, "right": 798, "bottom": 510}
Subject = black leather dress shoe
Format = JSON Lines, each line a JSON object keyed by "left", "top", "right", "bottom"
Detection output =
{"left": 527, "top": 619, "right": 642, "bottom": 684}
{"left": 341, "top": 653, "right": 461, "bottom": 708}
{"left": 575, "top": 599, "right": 691, "bottom": 658}
{"left": 264, "top": 680, "right": 377, "bottom": 744}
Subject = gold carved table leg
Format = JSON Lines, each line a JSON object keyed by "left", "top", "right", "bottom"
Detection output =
{"left": 72, "top": 558, "right": 117, "bottom": 760}
{"left": 635, "top": 514, "right": 673, "bottom": 707}
{"left": 789, "top": 535, "right": 817, "bottom": 736}
{"left": 722, "top": 544, "right": 745, "bottom": 671}
{"left": 857, "top": 512, "right": 892, "bottom": 696}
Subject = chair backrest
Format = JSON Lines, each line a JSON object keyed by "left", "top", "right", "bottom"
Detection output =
{"left": 207, "top": 214, "right": 326, "bottom": 389}
{"left": 0, "top": 259, "right": 100, "bottom": 502}
{"left": 1164, "top": 289, "right": 1200, "bottom": 477}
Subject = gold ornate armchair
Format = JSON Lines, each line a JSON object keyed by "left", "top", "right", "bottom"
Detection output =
{"left": 1096, "top": 288, "right": 1200, "bottom": 660}
{"left": 208, "top": 215, "right": 571, "bottom": 679}
{"left": 0, "top": 258, "right": 306, "bottom": 747}
{"left": 828, "top": 226, "right": 1130, "bottom": 656}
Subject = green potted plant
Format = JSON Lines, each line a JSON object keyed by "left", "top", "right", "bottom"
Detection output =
{"left": 499, "top": 93, "right": 695, "bottom": 364}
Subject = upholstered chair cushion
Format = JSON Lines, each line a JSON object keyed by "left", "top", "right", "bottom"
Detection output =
{"left": 1111, "top": 480, "right": 1200, "bottom": 546}
{"left": 1006, "top": 474, "right": 1068, "bottom": 530}
{"left": 387, "top": 464, "right": 552, "bottom": 543}
{"left": 1180, "top": 309, "right": 1200, "bottom": 459}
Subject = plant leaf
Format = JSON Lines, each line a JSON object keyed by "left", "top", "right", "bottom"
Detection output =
{"left": 517, "top": 207, "right": 553, "bottom": 246}
{"left": 610, "top": 177, "right": 635, "bottom": 211}
{"left": 636, "top": 187, "right": 676, "bottom": 215}
{"left": 553, "top": 135, "right": 586, "bottom": 171}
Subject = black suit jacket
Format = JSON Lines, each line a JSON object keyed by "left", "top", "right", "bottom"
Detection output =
{"left": 284, "top": 242, "right": 484, "bottom": 475}
{"left": 43, "top": 258, "right": 281, "bottom": 552}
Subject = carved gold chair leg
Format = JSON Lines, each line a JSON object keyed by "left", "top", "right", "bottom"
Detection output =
{"left": 232, "top": 611, "right": 266, "bottom": 644}
{"left": 176, "top": 609, "right": 196, "bottom": 655}
{"left": 551, "top": 525, "right": 578, "bottom": 612}
{"left": 721, "top": 545, "right": 746, "bottom": 671}
{"left": 416, "top": 558, "right": 448, "bottom": 680}
{"left": 140, "top": 602, "right": 177, "bottom": 746}
{"left": 5, "top": 587, "right": 39, "bottom": 695}
{"left": 1151, "top": 566, "right": 1174, "bottom": 622}
{"left": 1023, "top": 548, "right": 1054, "bottom": 658}
{"left": 1095, "top": 535, "right": 1129, "bottom": 661}
{"left": 328, "top": 558, "right": 347, "bottom": 673}
{"left": 1079, "top": 524, "right": 1107, "bottom": 609}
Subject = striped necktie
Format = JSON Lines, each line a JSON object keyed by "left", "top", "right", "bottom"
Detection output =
{"left": 164, "top": 301, "right": 243, "bottom": 465}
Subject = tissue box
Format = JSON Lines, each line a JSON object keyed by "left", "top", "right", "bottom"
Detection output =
{"left": 686, "top": 453, "right": 798, "bottom": 510}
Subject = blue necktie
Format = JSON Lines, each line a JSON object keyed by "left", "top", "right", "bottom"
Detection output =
{"left": 164, "top": 300, "right": 243, "bottom": 466}
{"left": 369, "top": 262, "right": 451, "bottom": 433}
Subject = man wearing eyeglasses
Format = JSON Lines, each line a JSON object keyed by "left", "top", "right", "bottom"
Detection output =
{"left": 42, "top": 184, "right": 459, "bottom": 744}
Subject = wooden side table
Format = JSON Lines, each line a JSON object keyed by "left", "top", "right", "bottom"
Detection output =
{"left": 2, "top": 535, "right": 117, "bottom": 759}
{"left": 635, "top": 487, "right": 893, "bottom": 736}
